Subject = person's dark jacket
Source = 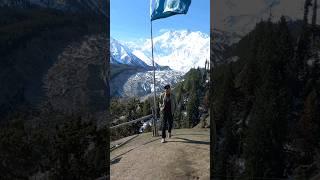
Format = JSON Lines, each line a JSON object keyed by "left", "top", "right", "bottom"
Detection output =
{"left": 159, "top": 92, "right": 176, "bottom": 117}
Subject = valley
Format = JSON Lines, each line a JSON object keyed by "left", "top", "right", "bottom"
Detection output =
{"left": 110, "top": 30, "right": 210, "bottom": 97}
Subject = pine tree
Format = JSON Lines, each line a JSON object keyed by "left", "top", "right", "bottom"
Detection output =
{"left": 186, "top": 87, "right": 199, "bottom": 128}
{"left": 295, "top": 0, "right": 313, "bottom": 87}
{"left": 298, "top": 89, "right": 319, "bottom": 163}
{"left": 213, "top": 64, "right": 235, "bottom": 130}
{"left": 245, "top": 69, "right": 289, "bottom": 178}
{"left": 303, "top": 0, "right": 313, "bottom": 24}
{"left": 142, "top": 100, "right": 151, "bottom": 116}
{"left": 214, "top": 65, "right": 238, "bottom": 179}
{"left": 244, "top": 19, "right": 290, "bottom": 178}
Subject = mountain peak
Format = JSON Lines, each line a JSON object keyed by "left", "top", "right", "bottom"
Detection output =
{"left": 110, "top": 37, "right": 162, "bottom": 69}
{"left": 125, "top": 30, "right": 209, "bottom": 72}
{"left": 162, "top": 29, "right": 192, "bottom": 38}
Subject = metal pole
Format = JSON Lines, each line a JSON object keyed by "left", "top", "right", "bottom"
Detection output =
{"left": 150, "top": 20, "right": 158, "bottom": 137}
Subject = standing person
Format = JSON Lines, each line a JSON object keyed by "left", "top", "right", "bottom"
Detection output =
{"left": 159, "top": 84, "right": 176, "bottom": 143}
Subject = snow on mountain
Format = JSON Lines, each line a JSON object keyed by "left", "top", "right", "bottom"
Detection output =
{"left": 110, "top": 37, "right": 184, "bottom": 97}
{"left": 127, "top": 30, "right": 210, "bottom": 72}
{"left": 122, "top": 70, "right": 184, "bottom": 97}
{"left": 214, "top": 0, "right": 319, "bottom": 36}
{"left": 110, "top": 66, "right": 184, "bottom": 97}
{"left": 211, "top": 29, "right": 242, "bottom": 64}
{"left": 110, "top": 37, "right": 150, "bottom": 68}
{"left": 131, "top": 50, "right": 160, "bottom": 68}
{"left": 213, "top": 29, "right": 242, "bottom": 47}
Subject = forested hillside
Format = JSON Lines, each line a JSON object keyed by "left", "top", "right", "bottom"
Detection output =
{"left": 212, "top": 15, "right": 320, "bottom": 179}
{"left": 110, "top": 67, "right": 210, "bottom": 141}
{"left": 172, "top": 68, "right": 210, "bottom": 129}
{"left": 0, "top": 7, "right": 108, "bottom": 179}
{"left": 0, "top": 7, "right": 104, "bottom": 119}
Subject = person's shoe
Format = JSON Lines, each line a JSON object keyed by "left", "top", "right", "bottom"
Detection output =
{"left": 168, "top": 132, "right": 171, "bottom": 138}
{"left": 161, "top": 138, "right": 166, "bottom": 143}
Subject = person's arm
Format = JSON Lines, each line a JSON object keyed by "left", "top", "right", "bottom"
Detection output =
{"left": 159, "top": 93, "right": 164, "bottom": 112}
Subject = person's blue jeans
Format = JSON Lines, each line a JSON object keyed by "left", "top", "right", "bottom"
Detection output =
{"left": 162, "top": 112, "right": 173, "bottom": 139}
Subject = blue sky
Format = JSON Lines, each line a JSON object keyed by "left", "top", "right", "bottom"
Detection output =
{"left": 111, "top": 0, "right": 210, "bottom": 41}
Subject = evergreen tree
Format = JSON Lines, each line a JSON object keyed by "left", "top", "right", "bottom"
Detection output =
{"left": 244, "top": 20, "right": 290, "bottom": 178}
{"left": 213, "top": 64, "right": 235, "bottom": 130}
{"left": 142, "top": 100, "right": 151, "bottom": 116}
{"left": 211, "top": 13, "right": 318, "bottom": 179}
{"left": 214, "top": 65, "right": 239, "bottom": 179}
{"left": 186, "top": 87, "right": 199, "bottom": 128}
{"left": 52, "top": 116, "right": 96, "bottom": 179}
{"left": 297, "top": 89, "right": 319, "bottom": 163}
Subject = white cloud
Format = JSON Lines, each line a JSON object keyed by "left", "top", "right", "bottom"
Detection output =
{"left": 159, "top": 28, "right": 170, "bottom": 33}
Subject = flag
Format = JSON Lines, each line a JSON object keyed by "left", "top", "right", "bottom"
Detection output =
{"left": 150, "top": 0, "right": 191, "bottom": 21}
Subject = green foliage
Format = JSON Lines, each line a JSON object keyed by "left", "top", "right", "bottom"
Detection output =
{"left": 212, "top": 64, "right": 236, "bottom": 129}
{"left": 183, "top": 68, "right": 202, "bottom": 91}
{"left": 175, "top": 83, "right": 184, "bottom": 104}
{"left": 110, "top": 99, "right": 126, "bottom": 119}
{"left": 142, "top": 100, "right": 151, "bottom": 116}
{"left": 110, "top": 98, "right": 148, "bottom": 141}
{"left": 0, "top": 7, "right": 103, "bottom": 119}
{"left": 0, "top": 7, "right": 107, "bottom": 180}
{"left": 51, "top": 117, "right": 97, "bottom": 179}
{"left": 186, "top": 88, "right": 200, "bottom": 128}
{"left": 212, "top": 17, "right": 307, "bottom": 178}
{"left": 242, "top": 19, "right": 292, "bottom": 178}
{"left": 0, "top": 119, "right": 41, "bottom": 179}
{"left": 0, "top": 110, "right": 107, "bottom": 179}
{"left": 213, "top": 64, "right": 240, "bottom": 178}
{"left": 245, "top": 80, "right": 289, "bottom": 178}
{"left": 179, "top": 68, "right": 203, "bottom": 128}
{"left": 215, "top": 117, "right": 238, "bottom": 179}
{"left": 126, "top": 98, "right": 142, "bottom": 120}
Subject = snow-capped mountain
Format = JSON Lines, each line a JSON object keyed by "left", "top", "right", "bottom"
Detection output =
{"left": 126, "top": 30, "right": 210, "bottom": 72}
{"left": 214, "top": 0, "right": 319, "bottom": 36}
{"left": 110, "top": 37, "right": 182, "bottom": 97}
{"left": 131, "top": 50, "right": 161, "bottom": 68}
{"left": 110, "top": 37, "right": 151, "bottom": 68}
{"left": 211, "top": 29, "right": 242, "bottom": 64}
{"left": 122, "top": 70, "right": 183, "bottom": 97}
{"left": 111, "top": 70, "right": 183, "bottom": 97}
{"left": 110, "top": 30, "right": 210, "bottom": 97}
{"left": 0, "top": 0, "right": 107, "bottom": 16}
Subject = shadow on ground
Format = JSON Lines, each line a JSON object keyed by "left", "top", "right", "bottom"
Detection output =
{"left": 110, "top": 137, "right": 162, "bottom": 164}
{"left": 168, "top": 137, "right": 210, "bottom": 145}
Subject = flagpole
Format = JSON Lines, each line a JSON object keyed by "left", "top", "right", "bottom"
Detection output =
{"left": 150, "top": 20, "right": 158, "bottom": 137}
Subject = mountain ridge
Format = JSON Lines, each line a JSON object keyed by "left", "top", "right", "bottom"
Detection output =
{"left": 214, "top": 0, "right": 319, "bottom": 36}
{"left": 124, "top": 29, "right": 210, "bottom": 72}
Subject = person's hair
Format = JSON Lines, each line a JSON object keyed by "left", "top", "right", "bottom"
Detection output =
{"left": 164, "top": 84, "right": 170, "bottom": 89}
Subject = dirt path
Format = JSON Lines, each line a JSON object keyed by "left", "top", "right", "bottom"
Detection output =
{"left": 110, "top": 128, "right": 210, "bottom": 180}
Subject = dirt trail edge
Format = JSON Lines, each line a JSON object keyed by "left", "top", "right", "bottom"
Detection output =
{"left": 110, "top": 128, "right": 210, "bottom": 180}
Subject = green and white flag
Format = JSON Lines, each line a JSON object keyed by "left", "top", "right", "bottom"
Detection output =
{"left": 150, "top": 0, "right": 191, "bottom": 21}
